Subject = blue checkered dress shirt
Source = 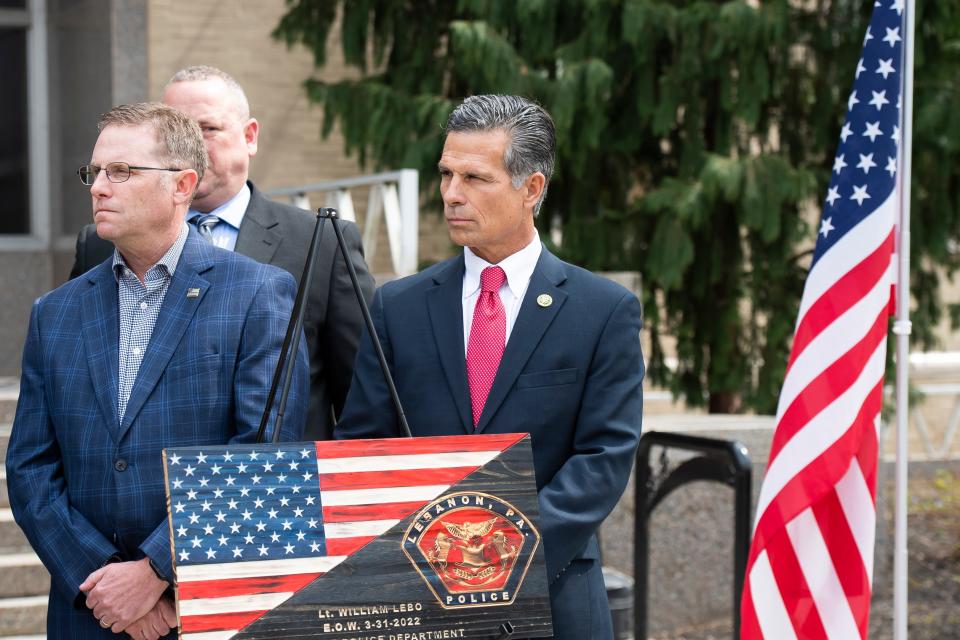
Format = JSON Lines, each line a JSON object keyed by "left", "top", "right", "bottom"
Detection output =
{"left": 112, "top": 223, "right": 189, "bottom": 421}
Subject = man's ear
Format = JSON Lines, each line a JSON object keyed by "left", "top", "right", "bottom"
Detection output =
{"left": 522, "top": 172, "right": 546, "bottom": 210}
{"left": 244, "top": 118, "right": 259, "bottom": 157}
{"left": 174, "top": 169, "right": 200, "bottom": 206}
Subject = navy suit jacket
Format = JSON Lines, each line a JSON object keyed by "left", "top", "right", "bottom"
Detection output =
{"left": 6, "top": 230, "right": 309, "bottom": 637}
{"left": 69, "top": 182, "right": 375, "bottom": 440}
{"left": 336, "top": 247, "right": 644, "bottom": 638}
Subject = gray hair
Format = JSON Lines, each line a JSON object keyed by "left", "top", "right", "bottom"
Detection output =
{"left": 167, "top": 65, "right": 251, "bottom": 119}
{"left": 445, "top": 94, "right": 556, "bottom": 216}
{"left": 99, "top": 102, "right": 207, "bottom": 183}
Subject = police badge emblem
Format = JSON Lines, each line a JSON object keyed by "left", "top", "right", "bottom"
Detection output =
{"left": 402, "top": 491, "right": 541, "bottom": 609}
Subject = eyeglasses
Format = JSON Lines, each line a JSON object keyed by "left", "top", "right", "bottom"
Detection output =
{"left": 77, "top": 162, "right": 184, "bottom": 186}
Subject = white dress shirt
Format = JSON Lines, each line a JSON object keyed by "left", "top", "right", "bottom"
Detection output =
{"left": 462, "top": 232, "right": 542, "bottom": 349}
{"left": 188, "top": 183, "right": 250, "bottom": 251}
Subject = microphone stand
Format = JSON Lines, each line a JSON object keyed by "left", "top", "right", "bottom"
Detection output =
{"left": 318, "top": 208, "right": 412, "bottom": 438}
{"left": 255, "top": 209, "right": 326, "bottom": 444}
{"left": 256, "top": 207, "right": 412, "bottom": 443}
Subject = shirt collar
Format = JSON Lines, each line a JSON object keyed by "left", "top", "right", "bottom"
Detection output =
{"left": 112, "top": 222, "right": 190, "bottom": 281}
{"left": 463, "top": 231, "right": 542, "bottom": 299}
{"left": 188, "top": 182, "right": 250, "bottom": 231}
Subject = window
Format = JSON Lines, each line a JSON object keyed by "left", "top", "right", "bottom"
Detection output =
{"left": 0, "top": 6, "right": 30, "bottom": 235}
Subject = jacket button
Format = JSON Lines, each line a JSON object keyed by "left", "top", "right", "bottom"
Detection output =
{"left": 114, "top": 459, "right": 128, "bottom": 472}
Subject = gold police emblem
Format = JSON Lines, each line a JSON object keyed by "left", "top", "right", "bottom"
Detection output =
{"left": 402, "top": 491, "right": 541, "bottom": 609}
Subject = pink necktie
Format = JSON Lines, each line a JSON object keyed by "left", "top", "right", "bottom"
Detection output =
{"left": 466, "top": 266, "right": 507, "bottom": 428}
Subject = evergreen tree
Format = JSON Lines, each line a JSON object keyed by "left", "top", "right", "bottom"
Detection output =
{"left": 274, "top": 0, "right": 960, "bottom": 413}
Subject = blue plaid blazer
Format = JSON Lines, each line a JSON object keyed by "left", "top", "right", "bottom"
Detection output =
{"left": 6, "top": 229, "right": 309, "bottom": 636}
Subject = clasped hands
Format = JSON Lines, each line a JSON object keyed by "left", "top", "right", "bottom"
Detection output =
{"left": 80, "top": 557, "right": 176, "bottom": 639}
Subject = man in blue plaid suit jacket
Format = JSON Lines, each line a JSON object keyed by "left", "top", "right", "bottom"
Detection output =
{"left": 5, "top": 103, "right": 308, "bottom": 639}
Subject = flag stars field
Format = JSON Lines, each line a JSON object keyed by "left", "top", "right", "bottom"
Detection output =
{"left": 166, "top": 444, "right": 329, "bottom": 570}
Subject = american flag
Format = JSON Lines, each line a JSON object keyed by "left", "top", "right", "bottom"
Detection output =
{"left": 741, "top": 2, "right": 905, "bottom": 638}
{"left": 164, "top": 433, "right": 528, "bottom": 639}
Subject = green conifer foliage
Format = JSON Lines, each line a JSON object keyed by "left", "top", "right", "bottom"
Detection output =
{"left": 274, "top": 0, "right": 960, "bottom": 413}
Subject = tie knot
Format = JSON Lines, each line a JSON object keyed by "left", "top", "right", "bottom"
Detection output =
{"left": 192, "top": 213, "right": 220, "bottom": 230}
{"left": 191, "top": 214, "right": 220, "bottom": 242}
{"left": 480, "top": 266, "right": 506, "bottom": 293}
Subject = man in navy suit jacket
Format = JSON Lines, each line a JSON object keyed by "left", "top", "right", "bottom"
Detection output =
{"left": 68, "top": 65, "right": 374, "bottom": 441}
{"left": 336, "top": 95, "right": 644, "bottom": 639}
{"left": 6, "top": 103, "right": 308, "bottom": 639}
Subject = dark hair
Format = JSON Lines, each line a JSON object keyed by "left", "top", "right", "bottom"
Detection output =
{"left": 445, "top": 94, "right": 555, "bottom": 215}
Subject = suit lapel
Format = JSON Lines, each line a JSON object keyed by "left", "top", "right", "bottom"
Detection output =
{"left": 475, "top": 249, "right": 568, "bottom": 433}
{"left": 80, "top": 263, "right": 121, "bottom": 438}
{"left": 234, "top": 182, "right": 281, "bottom": 264}
{"left": 119, "top": 233, "right": 213, "bottom": 436}
{"left": 426, "top": 257, "right": 473, "bottom": 433}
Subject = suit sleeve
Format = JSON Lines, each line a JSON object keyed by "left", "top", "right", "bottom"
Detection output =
{"left": 537, "top": 292, "right": 644, "bottom": 581}
{"left": 333, "top": 287, "right": 401, "bottom": 440}
{"left": 137, "top": 269, "right": 310, "bottom": 578}
{"left": 6, "top": 300, "right": 121, "bottom": 602}
{"left": 69, "top": 225, "right": 115, "bottom": 281}
{"left": 232, "top": 269, "right": 310, "bottom": 443}
{"left": 322, "top": 220, "right": 375, "bottom": 424}
{"left": 69, "top": 226, "right": 89, "bottom": 280}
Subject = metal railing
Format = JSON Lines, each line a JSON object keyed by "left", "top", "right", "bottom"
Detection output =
{"left": 634, "top": 431, "right": 753, "bottom": 639}
{"left": 267, "top": 169, "right": 419, "bottom": 277}
{"left": 908, "top": 383, "right": 960, "bottom": 457}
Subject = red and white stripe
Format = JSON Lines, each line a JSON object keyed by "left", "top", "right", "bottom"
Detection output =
{"left": 741, "top": 192, "right": 895, "bottom": 639}
{"left": 177, "top": 433, "right": 526, "bottom": 639}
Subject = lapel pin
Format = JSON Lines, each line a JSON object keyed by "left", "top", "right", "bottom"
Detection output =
{"left": 187, "top": 288, "right": 200, "bottom": 298}
{"left": 536, "top": 294, "right": 553, "bottom": 308}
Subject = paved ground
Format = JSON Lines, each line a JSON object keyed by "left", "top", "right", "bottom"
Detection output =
{"left": 648, "top": 463, "right": 960, "bottom": 640}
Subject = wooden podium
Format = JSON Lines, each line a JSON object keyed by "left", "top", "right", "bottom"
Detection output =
{"left": 164, "top": 433, "right": 554, "bottom": 639}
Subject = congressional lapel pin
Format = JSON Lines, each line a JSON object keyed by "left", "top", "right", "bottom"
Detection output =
{"left": 187, "top": 288, "right": 201, "bottom": 299}
{"left": 537, "top": 294, "right": 553, "bottom": 308}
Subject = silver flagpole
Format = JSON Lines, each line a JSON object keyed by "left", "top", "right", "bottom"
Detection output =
{"left": 893, "top": 1, "right": 915, "bottom": 639}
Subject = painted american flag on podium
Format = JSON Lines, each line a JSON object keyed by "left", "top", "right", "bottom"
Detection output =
{"left": 164, "top": 433, "right": 527, "bottom": 639}
{"left": 741, "top": 2, "right": 905, "bottom": 638}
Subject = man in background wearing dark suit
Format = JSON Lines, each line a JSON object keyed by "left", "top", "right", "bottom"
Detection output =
{"left": 336, "top": 95, "right": 644, "bottom": 638}
{"left": 70, "top": 66, "right": 374, "bottom": 441}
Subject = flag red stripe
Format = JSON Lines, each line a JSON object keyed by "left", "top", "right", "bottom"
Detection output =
{"left": 857, "top": 425, "right": 879, "bottom": 501}
{"left": 812, "top": 491, "right": 872, "bottom": 638}
{"left": 319, "top": 466, "right": 477, "bottom": 491}
{"left": 314, "top": 434, "right": 524, "bottom": 458}
{"left": 740, "top": 582, "right": 765, "bottom": 640}
{"left": 180, "top": 609, "right": 266, "bottom": 633}
{"left": 766, "top": 527, "right": 829, "bottom": 640}
{"left": 322, "top": 501, "right": 427, "bottom": 523}
{"left": 178, "top": 573, "right": 322, "bottom": 600}
{"left": 787, "top": 232, "right": 894, "bottom": 371}
{"left": 750, "top": 380, "right": 883, "bottom": 568}
{"left": 325, "top": 536, "right": 376, "bottom": 556}
{"left": 768, "top": 306, "right": 888, "bottom": 465}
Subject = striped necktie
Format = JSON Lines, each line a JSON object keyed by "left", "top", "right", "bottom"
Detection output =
{"left": 191, "top": 214, "right": 220, "bottom": 243}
